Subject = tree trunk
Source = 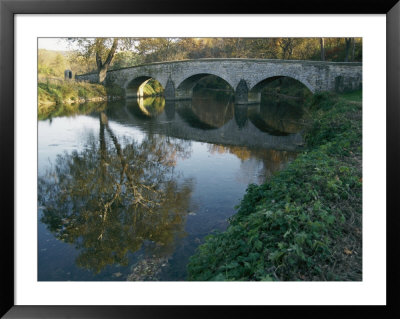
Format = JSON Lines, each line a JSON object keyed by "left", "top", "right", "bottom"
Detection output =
{"left": 320, "top": 38, "right": 325, "bottom": 61}
{"left": 351, "top": 38, "right": 356, "bottom": 61}
{"left": 96, "top": 38, "right": 118, "bottom": 83}
{"left": 344, "top": 38, "right": 352, "bottom": 62}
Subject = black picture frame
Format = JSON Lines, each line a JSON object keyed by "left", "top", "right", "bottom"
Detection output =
{"left": 1, "top": 0, "right": 399, "bottom": 318}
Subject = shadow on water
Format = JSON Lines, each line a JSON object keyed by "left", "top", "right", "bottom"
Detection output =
{"left": 176, "top": 91, "right": 234, "bottom": 130}
{"left": 248, "top": 95, "right": 305, "bottom": 135}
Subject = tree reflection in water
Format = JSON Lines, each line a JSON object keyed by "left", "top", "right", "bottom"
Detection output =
{"left": 38, "top": 112, "right": 193, "bottom": 275}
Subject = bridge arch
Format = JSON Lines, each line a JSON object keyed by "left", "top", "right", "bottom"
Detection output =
{"left": 175, "top": 73, "right": 235, "bottom": 100}
{"left": 250, "top": 73, "right": 315, "bottom": 96}
{"left": 125, "top": 75, "right": 165, "bottom": 98}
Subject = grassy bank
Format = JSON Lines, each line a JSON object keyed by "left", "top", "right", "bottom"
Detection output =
{"left": 38, "top": 79, "right": 124, "bottom": 117}
{"left": 141, "top": 78, "right": 164, "bottom": 97}
{"left": 187, "top": 90, "right": 362, "bottom": 281}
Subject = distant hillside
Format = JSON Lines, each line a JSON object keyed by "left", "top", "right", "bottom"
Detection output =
{"left": 38, "top": 49, "right": 71, "bottom": 78}
{"left": 38, "top": 49, "right": 97, "bottom": 78}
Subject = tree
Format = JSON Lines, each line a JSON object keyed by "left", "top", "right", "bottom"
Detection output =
{"left": 276, "top": 38, "right": 299, "bottom": 60}
{"left": 38, "top": 49, "right": 68, "bottom": 77}
{"left": 95, "top": 38, "right": 118, "bottom": 83}
{"left": 135, "top": 38, "right": 179, "bottom": 63}
{"left": 111, "top": 51, "right": 143, "bottom": 70}
{"left": 320, "top": 38, "right": 325, "bottom": 61}
{"left": 351, "top": 38, "right": 356, "bottom": 62}
{"left": 68, "top": 38, "right": 134, "bottom": 83}
{"left": 344, "top": 38, "right": 352, "bottom": 62}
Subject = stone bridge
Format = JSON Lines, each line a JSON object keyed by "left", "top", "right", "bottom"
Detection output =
{"left": 76, "top": 58, "right": 362, "bottom": 104}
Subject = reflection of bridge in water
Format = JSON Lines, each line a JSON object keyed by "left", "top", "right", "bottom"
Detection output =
{"left": 106, "top": 98, "right": 304, "bottom": 152}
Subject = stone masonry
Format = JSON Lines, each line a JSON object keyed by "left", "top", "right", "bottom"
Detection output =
{"left": 75, "top": 58, "right": 362, "bottom": 103}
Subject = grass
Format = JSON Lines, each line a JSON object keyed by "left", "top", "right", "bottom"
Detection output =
{"left": 142, "top": 78, "right": 164, "bottom": 97}
{"left": 38, "top": 78, "right": 125, "bottom": 118}
{"left": 38, "top": 80, "right": 108, "bottom": 104}
{"left": 187, "top": 90, "right": 362, "bottom": 281}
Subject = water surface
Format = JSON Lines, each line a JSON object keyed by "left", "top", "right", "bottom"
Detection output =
{"left": 38, "top": 90, "right": 305, "bottom": 281}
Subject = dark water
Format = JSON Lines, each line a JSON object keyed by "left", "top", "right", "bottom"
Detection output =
{"left": 38, "top": 90, "right": 305, "bottom": 281}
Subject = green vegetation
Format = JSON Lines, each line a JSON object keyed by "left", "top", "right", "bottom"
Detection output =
{"left": 261, "top": 77, "right": 313, "bottom": 100}
{"left": 38, "top": 48, "right": 125, "bottom": 119}
{"left": 38, "top": 49, "right": 69, "bottom": 78}
{"left": 142, "top": 79, "right": 164, "bottom": 97}
{"left": 134, "top": 38, "right": 362, "bottom": 65}
{"left": 193, "top": 76, "right": 233, "bottom": 92}
{"left": 111, "top": 51, "right": 144, "bottom": 70}
{"left": 38, "top": 80, "right": 105, "bottom": 103}
{"left": 37, "top": 80, "right": 125, "bottom": 119}
{"left": 187, "top": 90, "right": 362, "bottom": 281}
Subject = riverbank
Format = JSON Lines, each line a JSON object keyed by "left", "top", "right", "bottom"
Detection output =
{"left": 187, "top": 90, "right": 362, "bottom": 281}
{"left": 38, "top": 80, "right": 124, "bottom": 117}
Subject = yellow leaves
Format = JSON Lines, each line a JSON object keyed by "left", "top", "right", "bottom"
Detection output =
{"left": 344, "top": 248, "right": 352, "bottom": 255}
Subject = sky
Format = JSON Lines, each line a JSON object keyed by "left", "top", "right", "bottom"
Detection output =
{"left": 38, "top": 38, "right": 76, "bottom": 51}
